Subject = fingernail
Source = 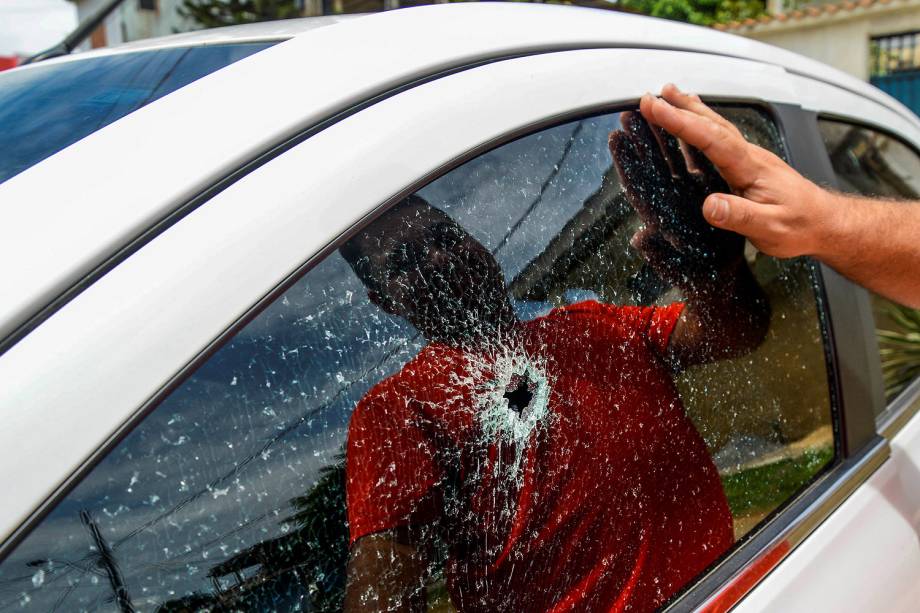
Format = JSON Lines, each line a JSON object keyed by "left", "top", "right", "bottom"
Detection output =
{"left": 709, "top": 197, "right": 729, "bottom": 222}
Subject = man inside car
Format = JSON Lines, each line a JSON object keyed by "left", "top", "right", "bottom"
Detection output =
{"left": 340, "top": 112, "right": 770, "bottom": 613}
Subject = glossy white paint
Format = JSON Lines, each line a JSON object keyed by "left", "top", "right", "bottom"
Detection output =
{"left": 735, "top": 411, "right": 920, "bottom": 612}
{"left": 2, "top": 6, "right": 920, "bottom": 609}
{"left": 0, "top": 45, "right": 813, "bottom": 550}
{"left": 1, "top": 2, "right": 917, "bottom": 344}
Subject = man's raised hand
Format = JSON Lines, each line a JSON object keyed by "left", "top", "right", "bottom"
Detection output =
{"left": 639, "top": 84, "right": 835, "bottom": 259}
{"left": 609, "top": 110, "right": 744, "bottom": 285}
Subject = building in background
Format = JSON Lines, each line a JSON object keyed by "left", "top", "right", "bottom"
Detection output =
{"left": 717, "top": 0, "right": 920, "bottom": 115}
{"left": 70, "top": 0, "right": 626, "bottom": 49}
{"left": 70, "top": 0, "right": 194, "bottom": 49}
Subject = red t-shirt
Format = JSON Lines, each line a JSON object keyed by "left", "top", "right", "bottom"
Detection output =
{"left": 346, "top": 301, "right": 732, "bottom": 612}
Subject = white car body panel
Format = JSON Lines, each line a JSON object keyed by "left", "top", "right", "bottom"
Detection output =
{"left": 1, "top": 2, "right": 917, "bottom": 343}
{"left": 0, "top": 45, "right": 808, "bottom": 547}
{"left": 735, "top": 410, "right": 920, "bottom": 612}
{"left": 2, "top": 6, "right": 920, "bottom": 610}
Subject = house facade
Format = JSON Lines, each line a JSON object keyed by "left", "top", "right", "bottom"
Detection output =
{"left": 70, "top": 0, "right": 625, "bottom": 49}
{"left": 716, "top": 0, "right": 920, "bottom": 115}
{"left": 71, "top": 0, "right": 194, "bottom": 48}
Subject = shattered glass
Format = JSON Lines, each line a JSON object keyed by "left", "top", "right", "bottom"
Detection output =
{"left": 0, "top": 107, "right": 834, "bottom": 612}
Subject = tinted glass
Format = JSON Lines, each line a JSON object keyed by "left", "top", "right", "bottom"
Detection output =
{"left": 0, "top": 108, "right": 834, "bottom": 612}
{"left": 819, "top": 119, "right": 920, "bottom": 403}
{"left": 0, "top": 43, "right": 271, "bottom": 185}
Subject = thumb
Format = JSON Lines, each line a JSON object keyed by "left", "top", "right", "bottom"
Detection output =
{"left": 702, "top": 193, "right": 770, "bottom": 237}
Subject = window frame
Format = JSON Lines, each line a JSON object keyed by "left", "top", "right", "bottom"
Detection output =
{"left": 0, "top": 48, "right": 889, "bottom": 611}
{"left": 671, "top": 104, "right": 888, "bottom": 611}
{"left": 815, "top": 112, "right": 920, "bottom": 438}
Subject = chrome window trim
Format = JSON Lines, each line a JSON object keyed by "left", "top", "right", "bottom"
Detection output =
{"left": 878, "top": 376, "right": 920, "bottom": 440}
{"left": 681, "top": 435, "right": 890, "bottom": 612}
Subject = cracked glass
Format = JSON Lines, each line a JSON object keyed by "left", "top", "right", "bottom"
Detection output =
{"left": 0, "top": 107, "right": 834, "bottom": 613}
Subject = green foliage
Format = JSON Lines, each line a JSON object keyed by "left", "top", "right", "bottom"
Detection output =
{"left": 721, "top": 446, "right": 833, "bottom": 516}
{"left": 283, "top": 456, "right": 350, "bottom": 612}
{"left": 878, "top": 303, "right": 920, "bottom": 400}
{"left": 178, "top": 0, "right": 303, "bottom": 29}
{"left": 619, "top": 0, "right": 766, "bottom": 26}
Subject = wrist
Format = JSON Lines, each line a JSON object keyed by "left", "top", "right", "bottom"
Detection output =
{"left": 805, "top": 185, "right": 847, "bottom": 260}
{"left": 680, "top": 255, "right": 749, "bottom": 298}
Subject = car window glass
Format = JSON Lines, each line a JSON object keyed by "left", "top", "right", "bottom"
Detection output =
{"left": 818, "top": 118, "right": 920, "bottom": 404}
{"left": 0, "top": 107, "right": 835, "bottom": 612}
{"left": 0, "top": 43, "right": 272, "bottom": 185}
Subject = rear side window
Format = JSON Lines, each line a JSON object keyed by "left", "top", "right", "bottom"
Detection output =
{"left": 0, "top": 107, "right": 835, "bottom": 612}
{"left": 0, "top": 43, "right": 271, "bottom": 185}
{"left": 818, "top": 119, "right": 920, "bottom": 403}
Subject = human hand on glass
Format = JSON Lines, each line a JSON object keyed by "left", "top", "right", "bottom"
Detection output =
{"left": 610, "top": 109, "right": 769, "bottom": 368}
{"left": 639, "top": 83, "right": 920, "bottom": 309}
{"left": 609, "top": 109, "right": 744, "bottom": 289}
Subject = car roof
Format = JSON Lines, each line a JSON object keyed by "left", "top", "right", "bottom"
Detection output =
{"left": 25, "top": 3, "right": 907, "bottom": 117}
{"left": 0, "top": 2, "right": 916, "bottom": 350}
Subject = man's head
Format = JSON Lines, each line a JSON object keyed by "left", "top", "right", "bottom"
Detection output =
{"left": 340, "top": 196, "right": 514, "bottom": 344}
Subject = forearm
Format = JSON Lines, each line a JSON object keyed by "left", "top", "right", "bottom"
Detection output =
{"left": 345, "top": 533, "right": 428, "bottom": 613}
{"left": 670, "top": 262, "right": 770, "bottom": 368}
{"left": 816, "top": 191, "right": 920, "bottom": 308}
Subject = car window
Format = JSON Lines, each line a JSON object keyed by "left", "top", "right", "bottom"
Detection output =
{"left": 0, "top": 107, "right": 835, "bottom": 612}
{"left": 0, "top": 43, "right": 272, "bottom": 185}
{"left": 818, "top": 118, "right": 920, "bottom": 404}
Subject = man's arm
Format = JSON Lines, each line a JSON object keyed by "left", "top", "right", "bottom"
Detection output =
{"left": 666, "top": 260, "right": 770, "bottom": 369}
{"left": 609, "top": 111, "right": 770, "bottom": 369}
{"left": 640, "top": 84, "right": 920, "bottom": 309}
{"left": 628, "top": 226, "right": 770, "bottom": 369}
{"left": 345, "top": 528, "right": 429, "bottom": 613}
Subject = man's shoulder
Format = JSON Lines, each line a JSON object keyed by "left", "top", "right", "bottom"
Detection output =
{"left": 528, "top": 300, "right": 667, "bottom": 342}
{"left": 538, "top": 300, "right": 638, "bottom": 324}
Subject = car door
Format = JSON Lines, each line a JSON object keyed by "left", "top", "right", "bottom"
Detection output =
{"left": 0, "top": 47, "right": 901, "bottom": 611}
{"left": 734, "top": 106, "right": 920, "bottom": 613}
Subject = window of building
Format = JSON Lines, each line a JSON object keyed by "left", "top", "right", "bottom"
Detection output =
{"left": 870, "top": 32, "right": 920, "bottom": 117}
{"left": 0, "top": 107, "right": 835, "bottom": 612}
{"left": 818, "top": 118, "right": 920, "bottom": 405}
{"left": 139, "top": 0, "right": 158, "bottom": 11}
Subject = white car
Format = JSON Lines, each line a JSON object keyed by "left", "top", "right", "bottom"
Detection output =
{"left": 0, "top": 4, "right": 918, "bottom": 612}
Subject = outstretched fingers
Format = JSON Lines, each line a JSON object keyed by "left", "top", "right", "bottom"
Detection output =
{"left": 609, "top": 130, "right": 663, "bottom": 227}
{"left": 660, "top": 83, "right": 729, "bottom": 127}
{"left": 640, "top": 93, "right": 754, "bottom": 191}
{"left": 621, "top": 111, "right": 673, "bottom": 182}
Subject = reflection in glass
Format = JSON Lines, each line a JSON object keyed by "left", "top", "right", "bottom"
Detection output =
{"left": 0, "top": 108, "right": 833, "bottom": 612}
{"left": 819, "top": 119, "right": 920, "bottom": 403}
{"left": 0, "top": 43, "right": 271, "bottom": 185}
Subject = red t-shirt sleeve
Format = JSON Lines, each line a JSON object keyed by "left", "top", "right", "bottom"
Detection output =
{"left": 346, "top": 379, "right": 443, "bottom": 545}
{"left": 646, "top": 302, "right": 686, "bottom": 356}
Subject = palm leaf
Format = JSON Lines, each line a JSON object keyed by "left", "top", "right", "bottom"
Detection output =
{"left": 878, "top": 303, "right": 920, "bottom": 400}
